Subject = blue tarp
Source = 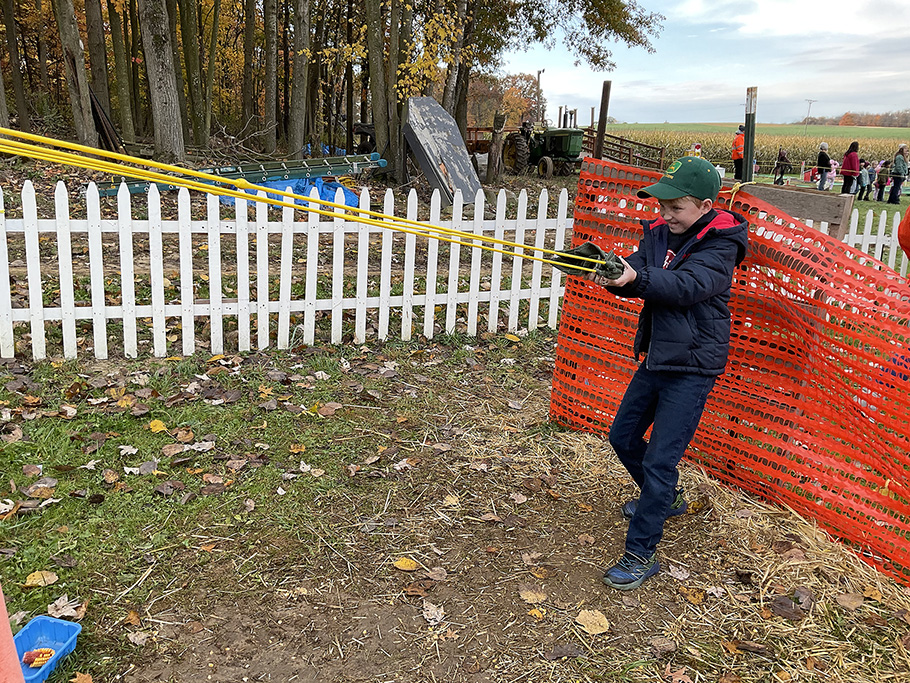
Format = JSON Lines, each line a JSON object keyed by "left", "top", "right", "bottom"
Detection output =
{"left": 219, "top": 177, "right": 360, "bottom": 208}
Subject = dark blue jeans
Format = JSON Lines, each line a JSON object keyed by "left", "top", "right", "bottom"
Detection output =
{"left": 609, "top": 365, "right": 717, "bottom": 558}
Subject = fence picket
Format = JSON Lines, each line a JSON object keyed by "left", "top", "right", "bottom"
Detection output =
{"left": 488, "top": 190, "right": 506, "bottom": 333}
{"left": 178, "top": 188, "right": 196, "bottom": 356}
{"left": 0, "top": 188, "right": 13, "bottom": 358}
{"left": 445, "top": 191, "right": 463, "bottom": 334}
{"left": 277, "top": 192, "right": 294, "bottom": 349}
{"left": 331, "top": 189, "right": 346, "bottom": 344}
{"left": 528, "top": 189, "right": 548, "bottom": 331}
{"left": 207, "top": 194, "right": 225, "bottom": 354}
{"left": 85, "top": 184, "right": 106, "bottom": 359}
{"left": 467, "top": 189, "right": 484, "bottom": 336}
{"left": 508, "top": 190, "right": 528, "bottom": 333}
{"left": 302, "top": 188, "right": 320, "bottom": 345}
{"left": 255, "top": 192, "right": 269, "bottom": 349}
{"left": 55, "top": 183, "right": 77, "bottom": 359}
{"left": 549, "top": 189, "right": 569, "bottom": 329}
{"left": 118, "top": 184, "right": 138, "bottom": 358}
{"left": 354, "top": 189, "right": 371, "bottom": 343}
{"left": 423, "top": 190, "right": 441, "bottom": 339}
{"left": 378, "top": 190, "right": 394, "bottom": 340}
{"left": 235, "top": 196, "right": 251, "bottom": 352}
{"left": 147, "top": 185, "right": 167, "bottom": 357}
{"left": 401, "top": 190, "right": 418, "bottom": 341}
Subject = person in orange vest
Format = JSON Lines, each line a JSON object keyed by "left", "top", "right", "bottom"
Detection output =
{"left": 1, "top": 583, "right": 25, "bottom": 683}
{"left": 732, "top": 125, "right": 745, "bottom": 180}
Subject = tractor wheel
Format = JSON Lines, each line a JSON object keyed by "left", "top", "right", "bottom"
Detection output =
{"left": 502, "top": 132, "right": 530, "bottom": 174}
{"left": 537, "top": 156, "right": 554, "bottom": 179}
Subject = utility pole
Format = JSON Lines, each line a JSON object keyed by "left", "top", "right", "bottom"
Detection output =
{"left": 742, "top": 87, "right": 757, "bottom": 183}
{"left": 803, "top": 99, "right": 817, "bottom": 135}
{"left": 536, "top": 69, "right": 544, "bottom": 124}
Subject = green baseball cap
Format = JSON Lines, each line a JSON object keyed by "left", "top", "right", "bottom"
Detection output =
{"left": 637, "top": 156, "right": 722, "bottom": 201}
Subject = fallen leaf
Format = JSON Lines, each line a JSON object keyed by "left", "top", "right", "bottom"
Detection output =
{"left": 148, "top": 419, "right": 167, "bottom": 433}
{"left": 124, "top": 610, "right": 142, "bottom": 626}
{"left": 733, "top": 640, "right": 768, "bottom": 654}
{"left": 769, "top": 595, "right": 804, "bottom": 621}
{"left": 509, "top": 492, "right": 528, "bottom": 504}
{"left": 678, "top": 585, "right": 706, "bottom": 605}
{"left": 575, "top": 609, "right": 610, "bottom": 635}
{"left": 22, "top": 464, "right": 42, "bottom": 477}
{"left": 862, "top": 585, "right": 883, "bottom": 602}
{"left": 48, "top": 594, "right": 81, "bottom": 618}
{"left": 70, "top": 674, "right": 93, "bottom": 683}
{"left": 542, "top": 643, "right": 583, "bottom": 660}
{"left": 664, "top": 664, "right": 693, "bottom": 683}
{"left": 392, "top": 557, "right": 421, "bottom": 572}
{"left": 441, "top": 494, "right": 459, "bottom": 507}
{"left": 668, "top": 564, "right": 690, "bottom": 581}
{"left": 317, "top": 402, "right": 343, "bottom": 416}
{"left": 835, "top": 593, "right": 865, "bottom": 611}
{"left": 717, "top": 673, "right": 742, "bottom": 683}
{"left": 518, "top": 585, "right": 547, "bottom": 605}
{"left": 650, "top": 636, "right": 676, "bottom": 656}
{"left": 161, "top": 443, "right": 186, "bottom": 457}
{"left": 127, "top": 631, "right": 151, "bottom": 646}
{"left": 480, "top": 512, "right": 502, "bottom": 523}
{"left": 425, "top": 567, "right": 448, "bottom": 581}
{"left": 422, "top": 600, "right": 445, "bottom": 625}
{"left": 24, "top": 570, "right": 59, "bottom": 588}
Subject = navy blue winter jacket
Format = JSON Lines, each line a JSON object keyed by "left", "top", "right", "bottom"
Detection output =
{"left": 607, "top": 209, "right": 749, "bottom": 375}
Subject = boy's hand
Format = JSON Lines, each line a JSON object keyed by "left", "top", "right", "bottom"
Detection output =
{"left": 587, "top": 256, "right": 637, "bottom": 287}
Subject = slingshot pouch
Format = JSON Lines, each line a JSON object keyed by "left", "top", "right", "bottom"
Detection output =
{"left": 551, "top": 242, "right": 625, "bottom": 279}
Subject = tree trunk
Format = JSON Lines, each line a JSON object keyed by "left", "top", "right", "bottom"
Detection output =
{"left": 164, "top": 0, "right": 190, "bottom": 144}
{"left": 84, "top": 0, "right": 111, "bottom": 113}
{"left": 454, "top": 63, "right": 469, "bottom": 139}
{"left": 106, "top": 0, "right": 136, "bottom": 140}
{"left": 280, "top": 0, "right": 289, "bottom": 141}
{"left": 203, "top": 0, "right": 220, "bottom": 137}
{"left": 35, "top": 0, "right": 51, "bottom": 92}
{"left": 241, "top": 0, "right": 256, "bottom": 134}
{"left": 136, "top": 0, "right": 185, "bottom": 161}
{"left": 307, "top": 11, "right": 323, "bottom": 157}
{"left": 178, "top": 0, "right": 206, "bottom": 145}
{"left": 441, "top": 0, "right": 466, "bottom": 115}
{"left": 51, "top": 0, "right": 98, "bottom": 147}
{"left": 128, "top": 0, "right": 143, "bottom": 133}
{"left": 363, "top": 0, "right": 389, "bottom": 173}
{"left": 1, "top": 0, "right": 32, "bottom": 131}
{"left": 262, "top": 0, "right": 277, "bottom": 152}
{"left": 0, "top": 65, "right": 9, "bottom": 127}
{"left": 344, "top": 0, "right": 352, "bottom": 154}
{"left": 386, "top": 0, "right": 400, "bottom": 177}
{"left": 287, "top": 0, "right": 310, "bottom": 159}
{"left": 485, "top": 111, "right": 504, "bottom": 184}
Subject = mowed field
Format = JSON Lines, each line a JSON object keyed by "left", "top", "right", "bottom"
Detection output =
{"left": 605, "top": 123, "right": 910, "bottom": 171}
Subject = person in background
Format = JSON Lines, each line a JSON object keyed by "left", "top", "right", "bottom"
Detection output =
{"left": 840, "top": 141, "right": 860, "bottom": 194}
{"left": 732, "top": 125, "right": 745, "bottom": 181}
{"left": 773, "top": 147, "right": 791, "bottom": 185}
{"left": 856, "top": 160, "right": 872, "bottom": 201}
{"left": 816, "top": 143, "right": 832, "bottom": 191}
{"left": 888, "top": 144, "right": 908, "bottom": 205}
{"left": 876, "top": 160, "right": 891, "bottom": 202}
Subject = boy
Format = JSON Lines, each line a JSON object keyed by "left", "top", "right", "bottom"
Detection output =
{"left": 589, "top": 156, "right": 749, "bottom": 590}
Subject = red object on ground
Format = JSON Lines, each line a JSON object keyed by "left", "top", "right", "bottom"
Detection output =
{"left": 552, "top": 158, "right": 910, "bottom": 584}
{"left": 899, "top": 207, "right": 910, "bottom": 262}
{"left": 1, "top": 583, "right": 25, "bottom": 683}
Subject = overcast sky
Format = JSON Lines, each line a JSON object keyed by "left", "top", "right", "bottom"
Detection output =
{"left": 503, "top": 0, "right": 910, "bottom": 125}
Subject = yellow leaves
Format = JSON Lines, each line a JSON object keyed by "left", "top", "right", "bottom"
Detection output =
{"left": 148, "top": 419, "right": 167, "bottom": 433}
{"left": 24, "top": 570, "right": 59, "bottom": 588}
{"left": 289, "top": 443, "right": 307, "bottom": 454}
{"left": 70, "top": 674, "right": 94, "bottom": 683}
{"left": 392, "top": 557, "right": 421, "bottom": 572}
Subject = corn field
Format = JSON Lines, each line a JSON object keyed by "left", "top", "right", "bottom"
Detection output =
{"left": 611, "top": 129, "right": 908, "bottom": 173}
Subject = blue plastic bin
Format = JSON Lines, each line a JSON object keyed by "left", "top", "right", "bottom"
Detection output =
{"left": 13, "top": 615, "right": 82, "bottom": 683}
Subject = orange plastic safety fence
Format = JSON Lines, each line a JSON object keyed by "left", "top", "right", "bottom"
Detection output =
{"left": 551, "top": 158, "right": 910, "bottom": 583}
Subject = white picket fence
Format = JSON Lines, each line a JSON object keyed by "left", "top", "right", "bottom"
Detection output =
{"left": 800, "top": 209, "right": 908, "bottom": 276}
{"left": 0, "top": 182, "right": 570, "bottom": 360}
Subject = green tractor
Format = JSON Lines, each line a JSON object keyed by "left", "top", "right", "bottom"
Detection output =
{"left": 502, "top": 121, "right": 585, "bottom": 178}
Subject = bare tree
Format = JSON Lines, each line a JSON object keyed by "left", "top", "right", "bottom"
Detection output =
{"left": 262, "top": 0, "right": 278, "bottom": 152}
{"left": 287, "top": 0, "right": 311, "bottom": 159}
{"left": 85, "top": 0, "right": 111, "bottom": 113}
{"left": 0, "top": 65, "right": 9, "bottom": 127}
{"left": 51, "top": 0, "right": 98, "bottom": 146}
{"left": 136, "top": 0, "right": 185, "bottom": 161}
{"left": 106, "top": 0, "right": 136, "bottom": 140}
{"left": 178, "top": 0, "right": 207, "bottom": 145}
{"left": 1, "top": 0, "right": 32, "bottom": 131}
{"left": 241, "top": 0, "right": 256, "bottom": 132}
